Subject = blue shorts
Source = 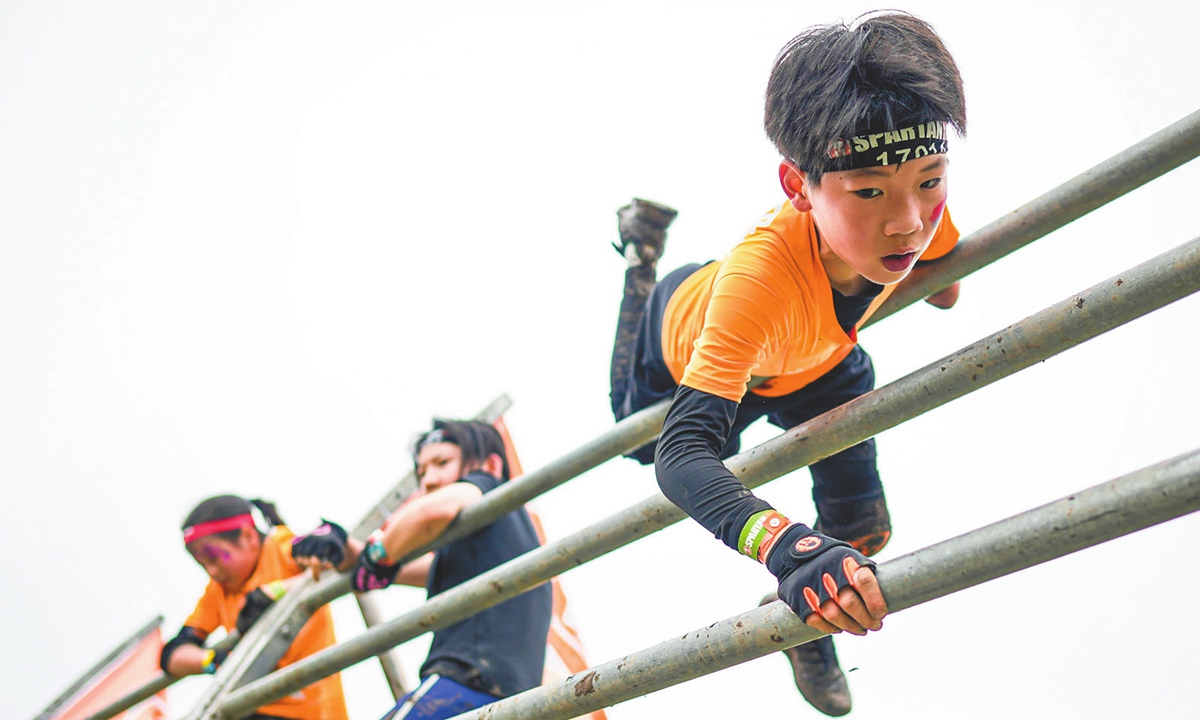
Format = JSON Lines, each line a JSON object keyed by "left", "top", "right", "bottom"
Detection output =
{"left": 380, "top": 674, "right": 500, "bottom": 720}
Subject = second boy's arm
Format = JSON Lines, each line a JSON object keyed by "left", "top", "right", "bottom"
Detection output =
{"left": 374, "top": 482, "right": 483, "bottom": 563}
{"left": 293, "top": 484, "right": 480, "bottom": 590}
{"left": 348, "top": 483, "right": 482, "bottom": 591}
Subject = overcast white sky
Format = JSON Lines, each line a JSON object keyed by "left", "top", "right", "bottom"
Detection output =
{"left": 4, "top": 2, "right": 1200, "bottom": 719}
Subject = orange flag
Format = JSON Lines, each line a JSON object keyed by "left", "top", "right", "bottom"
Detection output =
{"left": 39, "top": 618, "right": 168, "bottom": 720}
{"left": 494, "top": 417, "right": 608, "bottom": 720}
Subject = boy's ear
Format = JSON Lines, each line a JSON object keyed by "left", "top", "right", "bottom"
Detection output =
{"left": 479, "top": 453, "right": 505, "bottom": 480}
{"left": 779, "top": 160, "right": 814, "bottom": 213}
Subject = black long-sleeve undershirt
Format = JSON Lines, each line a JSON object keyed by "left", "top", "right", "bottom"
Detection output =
{"left": 654, "top": 385, "right": 779, "bottom": 553}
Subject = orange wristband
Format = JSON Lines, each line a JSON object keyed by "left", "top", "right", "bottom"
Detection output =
{"left": 738, "top": 510, "right": 790, "bottom": 562}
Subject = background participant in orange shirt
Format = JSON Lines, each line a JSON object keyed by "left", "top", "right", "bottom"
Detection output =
{"left": 607, "top": 12, "right": 966, "bottom": 717}
{"left": 159, "top": 495, "right": 349, "bottom": 720}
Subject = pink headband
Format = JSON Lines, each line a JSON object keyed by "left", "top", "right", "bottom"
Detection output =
{"left": 183, "top": 513, "right": 255, "bottom": 544}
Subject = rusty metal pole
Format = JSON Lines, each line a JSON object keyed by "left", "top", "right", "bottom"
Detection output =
{"left": 355, "top": 592, "right": 409, "bottom": 698}
{"left": 446, "top": 449, "right": 1200, "bottom": 719}
{"left": 213, "top": 237, "right": 1200, "bottom": 720}
{"left": 870, "top": 107, "right": 1200, "bottom": 323}
{"left": 77, "top": 107, "right": 1200, "bottom": 720}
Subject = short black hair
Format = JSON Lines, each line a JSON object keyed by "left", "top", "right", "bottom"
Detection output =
{"left": 413, "top": 419, "right": 510, "bottom": 481}
{"left": 765, "top": 11, "right": 966, "bottom": 184}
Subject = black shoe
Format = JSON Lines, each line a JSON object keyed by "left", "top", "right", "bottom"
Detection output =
{"left": 786, "top": 636, "right": 852, "bottom": 716}
{"left": 613, "top": 198, "right": 678, "bottom": 265}
{"left": 760, "top": 593, "right": 852, "bottom": 716}
{"left": 815, "top": 493, "right": 892, "bottom": 557}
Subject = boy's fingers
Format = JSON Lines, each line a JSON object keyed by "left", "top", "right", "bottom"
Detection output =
{"left": 804, "top": 613, "right": 841, "bottom": 636}
{"left": 851, "top": 566, "right": 889, "bottom": 619}
{"left": 818, "top": 595, "right": 868, "bottom": 636}
{"left": 836, "top": 585, "right": 882, "bottom": 632}
{"left": 308, "top": 561, "right": 322, "bottom": 581}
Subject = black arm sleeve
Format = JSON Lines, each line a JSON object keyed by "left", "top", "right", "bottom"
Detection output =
{"left": 654, "top": 385, "right": 774, "bottom": 553}
{"left": 160, "top": 626, "right": 207, "bottom": 674}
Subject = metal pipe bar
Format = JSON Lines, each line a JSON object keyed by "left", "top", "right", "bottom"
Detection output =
{"left": 213, "top": 107, "right": 1200, "bottom": 674}
{"left": 77, "top": 673, "right": 173, "bottom": 720}
{"left": 356, "top": 592, "right": 409, "bottom": 698}
{"left": 214, "top": 237, "right": 1200, "bottom": 720}
{"left": 448, "top": 449, "right": 1200, "bottom": 719}
{"left": 41, "top": 616, "right": 164, "bottom": 720}
{"left": 278, "top": 105, "right": 1200, "bottom": 624}
{"left": 79, "top": 631, "right": 239, "bottom": 720}
{"left": 869, "top": 108, "right": 1200, "bottom": 325}
{"left": 294, "top": 400, "right": 673, "bottom": 620}
{"left": 87, "top": 109, "right": 1200, "bottom": 720}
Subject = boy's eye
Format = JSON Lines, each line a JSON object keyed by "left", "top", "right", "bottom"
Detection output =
{"left": 853, "top": 188, "right": 882, "bottom": 199}
{"left": 921, "top": 177, "right": 943, "bottom": 189}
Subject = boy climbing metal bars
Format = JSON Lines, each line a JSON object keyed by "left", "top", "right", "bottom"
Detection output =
{"left": 608, "top": 12, "right": 966, "bottom": 716}
{"left": 291, "top": 420, "right": 552, "bottom": 720}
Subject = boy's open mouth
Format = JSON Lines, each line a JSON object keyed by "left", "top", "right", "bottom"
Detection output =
{"left": 881, "top": 251, "right": 916, "bottom": 273}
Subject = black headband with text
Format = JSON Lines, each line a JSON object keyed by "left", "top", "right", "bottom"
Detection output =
{"left": 825, "top": 121, "right": 948, "bottom": 171}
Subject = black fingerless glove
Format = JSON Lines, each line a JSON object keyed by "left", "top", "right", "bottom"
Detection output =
{"left": 235, "top": 581, "right": 287, "bottom": 635}
{"left": 765, "top": 524, "right": 876, "bottom": 621}
{"left": 351, "top": 538, "right": 401, "bottom": 592}
{"left": 291, "top": 519, "right": 349, "bottom": 567}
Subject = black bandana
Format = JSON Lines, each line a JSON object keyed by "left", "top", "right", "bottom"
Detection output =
{"left": 417, "top": 428, "right": 456, "bottom": 452}
{"left": 825, "top": 121, "right": 948, "bottom": 172}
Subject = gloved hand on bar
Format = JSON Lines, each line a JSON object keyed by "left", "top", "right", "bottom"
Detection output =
{"left": 351, "top": 535, "right": 402, "bottom": 592}
{"left": 766, "top": 524, "right": 888, "bottom": 635}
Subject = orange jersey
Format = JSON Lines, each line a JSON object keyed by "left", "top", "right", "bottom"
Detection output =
{"left": 662, "top": 201, "right": 959, "bottom": 401}
{"left": 184, "top": 526, "right": 348, "bottom": 720}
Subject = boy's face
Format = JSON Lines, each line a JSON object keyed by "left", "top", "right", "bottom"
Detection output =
{"left": 416, "top": 442, "right": 468, "bottom": 494}
{"left": 187, "top": 527, "right": 260, "bottom": 591}
{"left": 787, "top": 155, "right": 949, "bottom": 286}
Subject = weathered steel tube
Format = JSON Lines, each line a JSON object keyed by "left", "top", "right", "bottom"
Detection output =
{"left": 355, "top": 593, "right": 409, "bottom": 699}
{"left": 78, "top": 674, "right": 173, "bottom": 720}
{"left": 449, "top": 449, "right": 1200, "bottom": 719}
{"left": 163, "top": 111, "right": 1200, "bottom": 720}
{"left": 79, "top": 107, "right": 1200, "bottom": 720}
{"left": 214, "top": 236, "right": 1200, "bottom": 719}
{"left": 228, "top": 105, "right": 1200, "bottom": 653}
{"left": 81, "top": 627, "right": 240, "bottom": 720}
{"left": 276, "top": 401, "right": 671, "bottom": 619}
{"left": 869, "top": 108, "right": 1200, "bottom": 324}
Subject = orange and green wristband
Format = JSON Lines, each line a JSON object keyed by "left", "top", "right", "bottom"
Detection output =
{"left": 738, "top": 510, "right": 792, "bottom": 563}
